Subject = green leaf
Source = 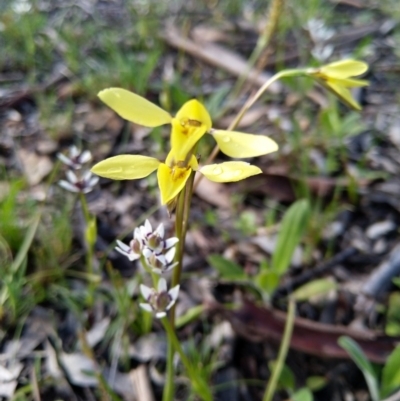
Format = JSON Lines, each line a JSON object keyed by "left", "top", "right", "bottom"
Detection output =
{"left": 256, "top": 270, "right": 280, "bottom": 295}
{"left": 207, "top": 254, "right": 246, "bottom": 280}
{"left": 381, "top": 345, "right": 400, "bottom": 398}
{"left": 392, "top": 277, "right": 400, "bottom": 289}
{"left": 293, "top": 278, "right": 337, "bottom": 302}
{"left": 11, "top": 215, "right": 40, "bottom": 274}
{"left": 338, "top": 336, "right": 379, "bottom": 401}
{"left": 385, "top": 292, "right": 400, "bottom": 336}
{"left": 272, "top": 199, "right": 310, "bottom": 275}
{"left": 268, "top": 361, "right": 295, "bottom": 391}
{"left": 176, "top": 305, "right": 205, "bottom": 329}
{"left": 306, "top": 376, "right": 327, "bottom": 391}
{"left": 292, "top": 387, "right": 313, "bottom": 401}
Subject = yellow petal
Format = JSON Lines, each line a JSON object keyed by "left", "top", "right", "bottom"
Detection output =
{"left": 324, "top": 81, "right": 362, "bottom": 110}
{"left": 319, "top": 60, "right": 368, "bottom": 79}
{"left": 212, "top": 130, "right": 278, "bottom": 158}
{"left": 170, "top": 119, "right": 207, "bottom": 160}
{"left": 91, "top": 155, "right": 160, "bottom": 180}
{"left": 171, "top": 99, "right": 212, "bottom": 159}
{"left": 157, "top": 163, "right": 192, "bottom": 205}
{"left": 175, "top": 99, "right": 212, "bottom": 130}
{"left": 199, "top": 162, "right": 262, "bottom": 183}
{"left": 98, "top": 88, "right": 172, "bottom": 127}
{"left": 326, "top": 77, "right": 369, "bottom": 88}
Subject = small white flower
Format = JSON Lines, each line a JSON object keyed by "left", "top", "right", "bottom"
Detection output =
{"left": 115, "top": 239, "right": 141, "bottom": 261}
{"left": 58, "top": 146, "right": 92, "bottom": 170}
{"left": 115, "top": 220, "right": 179, "bottom": 272}
{"left": 143, "top": 246, "right": 178, "bottom": 275}
{"left": 59, "top": 170, "right": 99, "bottom": 193}
{"left": 139, "top": 278, "right": 180, "bottom": 319}
{"left": 140, "top": 220, "right": 179, "bottom": 254}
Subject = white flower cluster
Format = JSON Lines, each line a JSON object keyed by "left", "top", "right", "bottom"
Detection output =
{"left": 58, "top": 146, "right": 98, "bottom": 193}
{"left": 116, "top": 220, "right": 180, "bottom": 318}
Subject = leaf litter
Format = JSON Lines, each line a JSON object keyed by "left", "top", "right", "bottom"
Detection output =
{"left": 1, "top": 0, "right": 400, "bottom": 400}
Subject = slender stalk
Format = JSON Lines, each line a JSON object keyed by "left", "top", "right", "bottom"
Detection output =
{"left": 163, "top": 342, "right": 175, "bottom": 401}
{"left": 178, "top": 172, "right": 195, "bottom": 273}
{"left": 163, "top": 184, "right": 190, "bottom": 401}
{"left": 194, "top": 69, "right": 306, "bottom": 190}
{"left": 79, "top": 192, "right": 96, "bottom": 306}
{"left": 263, "top": 297, "right": 296, "bottom": 401}
{"left": 161, "top": 317, "right": 213, "bottom": 401}
{"left": 227, "top": 70, "right": 301, "bottom": 132}
{"left": 79, "top": 192, "right": 90, "bottom": 222}
{"left": 170, "top": 172, "right": 195, "bottom": 316}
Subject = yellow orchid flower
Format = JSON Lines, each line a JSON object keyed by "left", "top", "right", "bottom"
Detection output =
{"left": 98, "top": 88, "right": 278, "bottom": 160}
{"left": 93, "top": 89, "right": 278, "bottom": 205}
{"left": 91, "top": 149, "right": 262, "bottom": 205}
{"left": 307, "top": 60, "right": 369, "bottom": 110}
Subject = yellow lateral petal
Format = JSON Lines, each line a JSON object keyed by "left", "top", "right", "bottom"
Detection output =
{"left": 199, "top": 162, "right": 261, "bottom": 183}
{"left": 91, "top": 155, "right": 160, "bottom": 180}
{"left": 326, "top": 77, "right": 369, "bottom": 88}
{"left": 98, "top": 88, "right": 172, "bottom": 127}
{"left": 320, "top": 60, "right": 368, "bottom": 78}
{"left": 212, "top": 130, "right": 278, "bottom": 158}
{"left": 325, "top": 82, "right": 362, "bottom": 110}
{"left": 157, "top": 163, "right": 192, "bottom": 205}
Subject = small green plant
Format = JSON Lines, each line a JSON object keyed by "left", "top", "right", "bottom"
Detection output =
{"left": 90, "top": 59, "right": 368, "bottom": 400}
{"left": 339, "top": 336, "right": 400, "bottom": 400}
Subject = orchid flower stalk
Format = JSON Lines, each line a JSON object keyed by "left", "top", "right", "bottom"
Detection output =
{"left": 90, "top": 58, "right": 368, "bottom": 401}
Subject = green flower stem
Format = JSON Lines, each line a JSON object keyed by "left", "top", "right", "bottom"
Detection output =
{"left": 163, "top": 343, "right": 175, "bottom": 401}
{"left": 164, "top": 173, "right": 196, "bottom": 401}
{"left": 79, "top": 192, "right": 90, "bottom": 223}
{"left": 171, "top": 171, "right": 196, "bottom": 320}
{"left": 140, "top": 255, "right": 159, "bottom": 286}
{"left": 229, "top": 69, "right": 305, "bottom": 131}
{"left": 163, "top": 188, "right": 185, "bottom": 401}
{"left": 262, "top": 297, "right": 296, "bottom": 401}
{"left": 178, "top": 171, "right": 195, "bottom": 274}
{"left": 161, "top": 317, "right": 213, "bottom": 401}
{"left": 79, "top": 192, "right": 96, "bottom": 306}
{"left": 199, "top": 69, "right": 307, "bottom": 180}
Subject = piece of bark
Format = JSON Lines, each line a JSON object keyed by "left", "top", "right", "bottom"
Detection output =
{"left": 223, "top": 300, "right": 398, "bottom": 364}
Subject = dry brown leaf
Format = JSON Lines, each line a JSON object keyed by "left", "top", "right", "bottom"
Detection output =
{"left": 225, "top": 300, "right": 398, "bottom": 363}
{"left": 242, "top": 171, "right": 371, "bottom": 202}
{"left": 194, "top": 177, "right": 231, "bottom": 209}
{"left": 17, "top": 149, "right": 53, "bottom": 186}
{"left": 192, "top": 24, "right": 230, "bottom": 43}
{"left": 59, "top": 352, "right": 98, "bottom": 386}
{"left": 85, "top": 107, "right": 123, "bottom": 134}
